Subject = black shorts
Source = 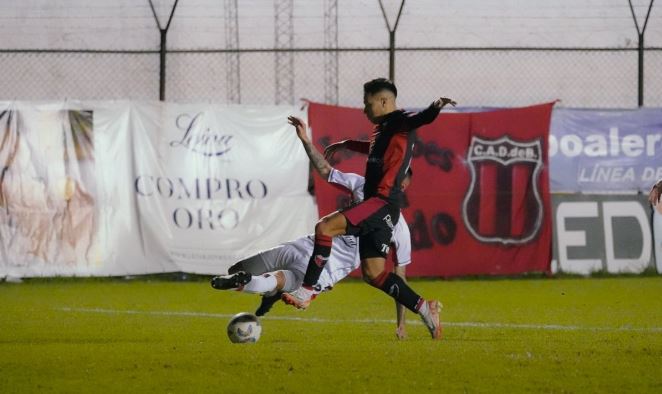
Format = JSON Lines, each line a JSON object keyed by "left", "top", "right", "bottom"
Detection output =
{"left": 340, "top": 197, "right": 400, "bottom": 259}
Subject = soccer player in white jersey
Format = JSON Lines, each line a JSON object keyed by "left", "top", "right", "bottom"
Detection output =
{"left": 211, "top": 120, "right": 413, "bottom": 339}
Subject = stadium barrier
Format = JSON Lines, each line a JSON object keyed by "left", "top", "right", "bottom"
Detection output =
{"left": 548, "top": 107, "right": 662, "bottom": 275}
{"left": 0, "top": 101, "right": 660, "bottom": 278}
{"left": 551, "top": 193, "right": 653, "bottom": 275}
{"left": 0, "top": 101, "right": 316, "bottom": 277}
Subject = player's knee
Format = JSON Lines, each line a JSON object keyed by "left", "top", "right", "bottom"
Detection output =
{"left": 361, "top": 265, "right": 382, "bottom": 282}
{"left": 278, "top": 270, "right": 300, "bottom": 292}
{"left": 365, "top": 269, "right": 389, "bottom": 288}
{"left": 314, "top": 220, "right": 333, "bottom": 237}
{"left": 273, "top": 270, "right": 287, "bottom": 291}
{"left": 315, "top": 213, "right": 346, "bottom": 237}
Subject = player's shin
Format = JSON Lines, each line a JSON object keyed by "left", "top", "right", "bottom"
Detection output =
{"left": 369, "top": 271, "right": 422, "bottom": 313}
{"left": 302, "top": 234, "right": 333, "bottom": 287}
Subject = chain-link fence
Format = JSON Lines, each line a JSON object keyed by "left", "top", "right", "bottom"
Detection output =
{"left": 1, "top": 46, "right": 660, "bottom": 108}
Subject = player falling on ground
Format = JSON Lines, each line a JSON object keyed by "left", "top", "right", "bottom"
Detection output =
{"left": 282, "top": 78, "right": 456, "bottom": 340}
{"left": 211, "top": 122, "right": 413, "bottom": 339}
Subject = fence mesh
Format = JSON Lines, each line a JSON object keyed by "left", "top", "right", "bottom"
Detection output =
{"left": 0, "top": 52, "right": 159, "bottom": 101}
{"left": 1, "top": 48, "right": 660, "bottom": 108}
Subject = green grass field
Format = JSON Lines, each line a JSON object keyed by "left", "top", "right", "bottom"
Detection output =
{"left": 1, "top": 276, "right": 661, "bottom": 393}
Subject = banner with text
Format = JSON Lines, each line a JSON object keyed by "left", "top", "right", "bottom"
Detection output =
{"left": 551, "top": 193, "right": 654, "bottom": 275}
{"left": 0, "top": 101, "right": 316, "bottom": 277}
{"left": 308, "top": 102, "right": 555, "bottom": 277}
{"left": 550, "top": 108, "right": 662, "bottom": 192}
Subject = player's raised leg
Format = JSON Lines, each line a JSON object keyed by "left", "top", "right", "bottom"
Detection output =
{"left": 211, "top": 271, "right": 252, "bottom": 290}
{"left": 254, "top": 270, "right": 301, "bottom": 316}
{"left": 212, "top": 270, "right": 288, "bottom": 295}
{"left": 282, "top": 210, "right": 347, "bottom": 309}
{"left": 213, "top": 247, "right": 289, "bottom": 292}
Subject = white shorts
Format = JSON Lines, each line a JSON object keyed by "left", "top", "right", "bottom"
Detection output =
{"left": 237, "top": 238, "right": 311, "bottom": 292}
{"left": 235, "top": 234, "right": 361, "bottom": 293}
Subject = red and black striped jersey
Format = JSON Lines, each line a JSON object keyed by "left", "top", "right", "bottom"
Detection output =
{"left": 364, "top": 104, "right": 441, "bottom": 205}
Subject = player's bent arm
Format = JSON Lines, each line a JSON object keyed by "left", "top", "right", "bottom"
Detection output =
{"left": 343, "top": 139, "right": 370, "bottom": 154}
{"left": 327, "top": 169, "right": 365, "bottom": 199}
{"left": 288, "top": 115, "right": 333, "bottom": 179}
{"left": 324, "top": 140, "right": 370, "bottom": 160}
{"left": 391, "top": 214, "right": 412, "bottom": 266}
{"left": 300, "top": 137, "right": 332, "bottom": 179}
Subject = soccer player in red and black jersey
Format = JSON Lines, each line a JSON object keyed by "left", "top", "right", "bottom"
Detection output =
{"left": 283, "top": 78, "right": 455, "bottom": 339}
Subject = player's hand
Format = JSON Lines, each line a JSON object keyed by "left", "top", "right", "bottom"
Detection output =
{"left": 649, "top": 180, "right": 662, "bottom": 206}
{"left": 433, "top": 97, "right": 457, "bottom": 109}
{"left": 287, "top": 115, "right": 309, "bottom": 141}
{"left": 323, "top": 141, "right": 346, "bottom": 160}
{"left": 395, "top": 325, "right": 407, "bottom": 340}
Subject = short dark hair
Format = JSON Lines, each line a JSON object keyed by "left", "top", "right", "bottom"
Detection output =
{"left": 363, "top": 78, "right": 397, "bottom": 97}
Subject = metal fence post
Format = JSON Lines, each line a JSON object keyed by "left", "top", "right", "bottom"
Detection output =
{"left": 379, "top": 0, "right": 405, "bottom": 83}
{"left": 149, "top": 0, "right": 180, "bottom": 101}
{"left": 628, "top": 0, "right": 655, "bottom": 107}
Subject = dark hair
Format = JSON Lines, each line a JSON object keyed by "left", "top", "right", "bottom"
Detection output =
{"left": 405, "top": 167, "right": 413, "bottom": 178}
{"left": 363, "top": 78, "right": 397, "bottom": 97}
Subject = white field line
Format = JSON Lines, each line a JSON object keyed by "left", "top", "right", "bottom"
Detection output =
{"left": 57, "top": 307, "right": 662, "bottom": 333}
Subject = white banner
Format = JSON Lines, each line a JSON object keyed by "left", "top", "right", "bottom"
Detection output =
{"left": 0, "top": 101, "right": 317, "bottom": 277}
{"left": 551, "top": 193, "right": 654, "bottom": 275}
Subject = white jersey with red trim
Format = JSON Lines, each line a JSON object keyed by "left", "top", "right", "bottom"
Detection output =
{"left": 237, "top": 169, "right": 411, "bottom": 293}
{"left": 315, "top": 169, "right": 411, "bottom": 291}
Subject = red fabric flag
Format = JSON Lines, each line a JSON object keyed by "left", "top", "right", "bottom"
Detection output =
{"left": 308, "top": 102, "right": 554, "bottom": 277}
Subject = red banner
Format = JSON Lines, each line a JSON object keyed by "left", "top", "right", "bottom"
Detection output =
{"left": 308, "top": 102, "right": 554, "bottom": 277}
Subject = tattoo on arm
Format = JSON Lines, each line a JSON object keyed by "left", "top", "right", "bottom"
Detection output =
{"left": 303, "top": 140, "right": 331, "bottom": 178}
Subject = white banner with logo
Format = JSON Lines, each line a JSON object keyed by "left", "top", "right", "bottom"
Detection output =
{"left": 0, "top": 101, "right": 317, "bottom": 277}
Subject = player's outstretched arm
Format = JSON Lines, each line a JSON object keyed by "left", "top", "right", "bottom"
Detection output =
{"left": 323, "top": 140, "right": 370, "bottom": 161}
{"left": 433, "top": 97, "right": 457, "bottom": 110}
{"left": 404, "top": 97, "right": 457, "bottom": 131}
{"left": 649, "top": 179, "right": 662, "bottom": 206}
{"left": 288, "top": 115, "right": 333, "bottom": 179}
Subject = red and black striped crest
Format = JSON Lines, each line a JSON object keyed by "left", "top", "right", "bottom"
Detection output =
{"left": 462, "top": 136, "right": 544, "bottom": 244}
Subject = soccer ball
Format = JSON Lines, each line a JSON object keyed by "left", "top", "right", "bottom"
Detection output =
{"left": 227, "top": 312, "right": 262, "bottom": 343}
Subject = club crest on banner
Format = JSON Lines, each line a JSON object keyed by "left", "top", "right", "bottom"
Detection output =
{"left": 462, "top": 136, "right": 544, "bottom": 245}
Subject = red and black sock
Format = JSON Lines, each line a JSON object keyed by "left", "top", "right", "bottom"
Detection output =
{"left": 302, "top": 234, "right": 333, "bottom": 287}
{"left": 370, "top": 271, "right": 423, "bottom": 313}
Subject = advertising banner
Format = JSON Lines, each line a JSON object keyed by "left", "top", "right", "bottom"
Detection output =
{"left": 0, "top": 102, "right": 101, "bottom": 277}
{"left": 550, "top": 108, "right": 662, "bottom": 192}
{"left": 308, "top": 101, "right": 555, "bottom": 277}
{"left": 127, "top": 103, "right": 316, "bottom": 274}
{"left": 0, "top": 101, "right": 316, "bottom": 277}
{"left": 3, "top": 100, "right": 659, "bottom": 278}
{"left": 551, "top": 193, "right": 653, "bottom": 275}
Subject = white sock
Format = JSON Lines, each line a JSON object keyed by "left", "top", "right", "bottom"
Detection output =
{"left": 417, "top": 299, "right": 429, "bottom": 315}
{"left": 279, "top": 270, "right": 299, "bottom": 293}
{"left": 242, "top": 274, "right": 278, "bottom": 295}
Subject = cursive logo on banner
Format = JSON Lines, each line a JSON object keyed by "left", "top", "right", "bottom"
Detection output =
{"left": 170, "top": 112, "right": 234, "bottom": 157}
